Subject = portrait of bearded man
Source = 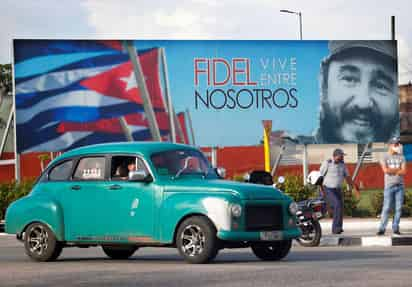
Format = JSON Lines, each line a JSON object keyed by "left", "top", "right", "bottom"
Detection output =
{"left": 314, "top": 40, "right": 399, "bottom": 144}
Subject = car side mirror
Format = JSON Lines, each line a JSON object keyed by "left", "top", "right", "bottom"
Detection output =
{"left": 129, "top": 170, "right": 152, "bottom": 183}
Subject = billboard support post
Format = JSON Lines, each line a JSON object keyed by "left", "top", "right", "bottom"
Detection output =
{"left": 302, "top": 144, "right": 308, "bottom": 185}
{"left": 352, "top": 142, "right": 372, "bottom": 182}
{"left": 211, "top": 146, "right": 218, "bottom": 168}
{"left": 11, "top": 43, "right": 21, "bottom": 183}
{"left": 0, "top": 108, "right": 13, "bottom": 157}
{"left": 271, "top": 145, "right": 285, "bottom": 176}
{"left": 125, "top": 41, "right": 161, "bottom": 142}
{"left": 14, "top": 153, "right": 20, "bottom": 182}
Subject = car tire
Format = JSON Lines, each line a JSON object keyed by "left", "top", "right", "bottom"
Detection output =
{"left": 102, "top": 245, "right": 138, "bottom": 259}
{"left": 251, "top": 240, "right": 292, "bottom": 261}
{"left": 176, "top": 216, "right": 219, "bottom": 264}
{"left": 24, "top": 222, "right": 63, "bottom": 262}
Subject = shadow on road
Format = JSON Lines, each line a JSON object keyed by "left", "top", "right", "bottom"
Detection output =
{"left": 51, "top": 248, "right": 397, "bottom": 265}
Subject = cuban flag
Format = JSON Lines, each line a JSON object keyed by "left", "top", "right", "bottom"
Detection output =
{"left": 14, "top": 40, "right": 170, "bottom": 153}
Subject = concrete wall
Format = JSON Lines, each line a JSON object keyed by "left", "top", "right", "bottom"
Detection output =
{"left": 0, "top": 145, "right": 408, "bottom": 190}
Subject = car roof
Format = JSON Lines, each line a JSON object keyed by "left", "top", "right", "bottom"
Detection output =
{"left": 55, "top": 142, "right": 196, "bottom": 162}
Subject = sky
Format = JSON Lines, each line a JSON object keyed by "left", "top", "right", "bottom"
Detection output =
{"left": 2, "top": 0, "right": 412, "bottom": 146}
{"left": 1, "top": 0, "right": 411, "bottom": 85}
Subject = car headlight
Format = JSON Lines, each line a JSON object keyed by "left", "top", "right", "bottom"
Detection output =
{"left": 230, "top": 204, "right": 242, "bottom": 218}
{"left": 289, "top": 202, "right": 298, "bottom": 215}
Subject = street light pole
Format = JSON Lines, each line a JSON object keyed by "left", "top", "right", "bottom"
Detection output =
{"left": 280, "top": 9, "right": 305, "bottom": 184}
{"left": 280, "top": 9, "right": 303, "bottom": 40}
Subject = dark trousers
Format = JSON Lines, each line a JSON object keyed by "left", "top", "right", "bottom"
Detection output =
{"left": 324, "top": 187, "right": 343, "bottom": 233}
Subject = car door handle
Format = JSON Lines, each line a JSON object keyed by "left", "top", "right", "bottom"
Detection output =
{"left": 71, "top": 185, "right": 81, "bottom": 190}
{"left": 109, "top": 184, "right": 122, "bottom": 190}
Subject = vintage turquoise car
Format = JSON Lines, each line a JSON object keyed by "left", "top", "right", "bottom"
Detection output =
{"left": 5, "top": 142, "right": 301, "bottom": 263}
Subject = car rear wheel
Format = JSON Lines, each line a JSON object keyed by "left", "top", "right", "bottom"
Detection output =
{"left": 24, "top": 222, "right": 63, "bottom": 262}
{"left": 102, "top": 245, "right": 138, "bottom": 259}
{"left": 176, "top": 216, "right": 219, "bottom": 264}
{"left": 251, "top": 240, "right": 292, "bottom": 261}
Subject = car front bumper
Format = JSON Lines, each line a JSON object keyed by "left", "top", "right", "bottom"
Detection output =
{"left": 216, "top": 227, "right": 301, "bottom": 242}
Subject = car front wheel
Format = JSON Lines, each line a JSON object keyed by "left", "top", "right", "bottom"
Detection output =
{"left": 176, "top": 216, "right": 219, "bottom": 264}
{"left": 102, "top": 245, "right": 138, "bottom": 259}
{"left": 24, "top": 222, "right": 63, "bottom": 262}
{"left": 251, "top": 240, "right": 292, "bottom": 261}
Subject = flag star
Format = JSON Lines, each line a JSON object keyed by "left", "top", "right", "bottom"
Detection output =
{"left": 120, "top": 72, "right": 138, "bottom": 91}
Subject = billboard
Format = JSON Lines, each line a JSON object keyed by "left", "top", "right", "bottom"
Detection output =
{"left": 13, "top": 40, "right": 399, "bottom": 153}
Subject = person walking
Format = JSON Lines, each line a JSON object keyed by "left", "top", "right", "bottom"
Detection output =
{"left": 320, "top": 148, "right": 356, "bottom": 234}
{"left": 377, "top": 137, "right": 407, "bottom": 236}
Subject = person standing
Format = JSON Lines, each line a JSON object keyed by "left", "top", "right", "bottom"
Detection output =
{"left": 320, "top": 148, "right": 356, "bottom": 234}
{"left": 377, "top": 137, "right": 407, "bottom": 236}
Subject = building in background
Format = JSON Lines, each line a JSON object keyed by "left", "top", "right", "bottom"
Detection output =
{"left": 400, "top": 82, "right": 412, "bottom": 143}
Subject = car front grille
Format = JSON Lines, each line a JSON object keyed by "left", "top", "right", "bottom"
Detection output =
{"left": 245, "top": 205, "right": 284, "bottom": 231}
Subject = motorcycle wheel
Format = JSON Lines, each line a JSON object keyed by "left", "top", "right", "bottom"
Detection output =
{"left": 296, "top": 220, "right": 322, "bottom": 247}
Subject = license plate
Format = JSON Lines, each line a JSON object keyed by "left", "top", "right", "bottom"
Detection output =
{"left": 260, "top": 231, "right": 282, "bottom": 241}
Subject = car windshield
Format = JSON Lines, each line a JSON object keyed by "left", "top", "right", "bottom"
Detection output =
{"left": 150, "top": 149, "right": 215, "bottom": 178}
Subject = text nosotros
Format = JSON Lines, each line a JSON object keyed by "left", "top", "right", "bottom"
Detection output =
{"left": 195, "top": 88, "right": 298, "bottom": 110}
{"left": 194, "top": 57, "right": 298, "bottom": 110}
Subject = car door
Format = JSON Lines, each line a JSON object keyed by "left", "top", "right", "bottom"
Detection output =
{"left": 108, "top": 155, "right": 156, "bottom": 241}
{"left": 62, "top": 155, "right": 113, "bottom": 241}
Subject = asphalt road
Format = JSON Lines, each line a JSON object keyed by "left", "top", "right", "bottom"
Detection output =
{"left": 1, "top": 234, "right": 412, "bottom": 287}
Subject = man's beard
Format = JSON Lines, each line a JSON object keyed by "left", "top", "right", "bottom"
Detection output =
{"left": 317, "top": 102, "right": 398, "bottom": 143}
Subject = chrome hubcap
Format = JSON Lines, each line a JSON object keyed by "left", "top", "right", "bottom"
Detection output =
{"left": 181, "top": 225, "right": 205, "bottom": 257}
{"left": 28, "top": 225, "right": 49, "bottom": 255}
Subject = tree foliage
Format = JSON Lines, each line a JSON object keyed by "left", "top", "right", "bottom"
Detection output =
{"left": 0, "top": 63, "right": 12, "bottom": 96}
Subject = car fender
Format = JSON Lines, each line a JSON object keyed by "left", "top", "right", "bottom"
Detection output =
{"left": 5, "top": 195, "right": 65, "bottom": 241}
{"left": 159, "top": 193, "right": 236, "bottom": 243}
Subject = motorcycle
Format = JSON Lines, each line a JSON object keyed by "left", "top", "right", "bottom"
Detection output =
{"left": 245, "top": 170, "right": 326, "bottom": 247}
{"left": 294, "top": 197, "right": 325, "bottom": 247}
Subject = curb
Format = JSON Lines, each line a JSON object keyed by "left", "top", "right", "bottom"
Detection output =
{"left": 293, "top": 235, "right": 412, "bottom": 247}
{"left": 317, "top": 235, "right": 412, "bottom": 247}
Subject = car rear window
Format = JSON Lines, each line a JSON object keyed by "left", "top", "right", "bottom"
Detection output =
{"left": 73, "top": 157, "right": 106, "bottom": 180}
{"left": 49, "top": 160, "right": 73, "bottom": 181}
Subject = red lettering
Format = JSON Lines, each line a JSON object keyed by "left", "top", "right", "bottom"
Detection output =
{"left": 195, "top": 57, "right": 256, "bottom": 86}
{"left": 246, "top": 59, "right": 257, "bottom": 86}
{"left": 232, "top": 58, "right": 256, "bottom": 86}
{"left": 213, "top": 58, "right": 231, "bottom": 86}
{"left": 194, "top": 58, "right": 208, "bottom": 86}
{"left": 232, "top": 58, "right": 245, "bottom": 86}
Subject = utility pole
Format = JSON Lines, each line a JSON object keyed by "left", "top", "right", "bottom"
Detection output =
{"left": 391, "top": 16, "right": 395, "bottom": 41}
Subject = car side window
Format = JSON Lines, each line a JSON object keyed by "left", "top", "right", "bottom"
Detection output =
{"left": 49, "top": 160, "right": 73, "bottom": 181}
{"left": 73, "top": 157, "right": 106, "bottom": 180}
{"left": 111, "top": 156, "right": 148, "bottom": 181}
